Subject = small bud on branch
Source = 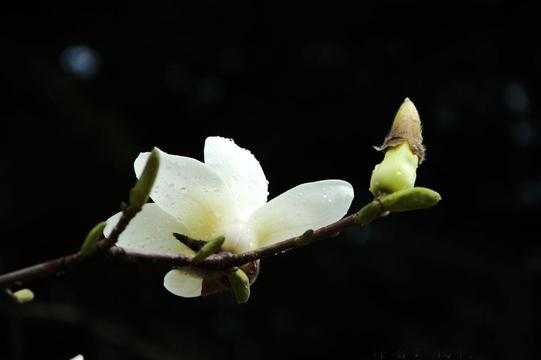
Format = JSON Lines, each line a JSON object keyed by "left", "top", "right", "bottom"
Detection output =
{"left": 80, "top": 222, "right": 107, "bottom": 256}
{"left": 9, "top": 288, "right": 35, "bottom": 304}
{"left": 380, "top": 187, "right": 441, "bottom": 212}
{"left": 296, "top": 229, "right": 315, "bottom": 246}
{"left": 193, "top": 236, "right": 226, "bottom": 263}
{"left": 355, "top": 201, "right": 383, "bottom": 225}
{"left": 129, "top": 148, "right": 160, "bottom": 209}
{"left": 227, "top": 268, "right": 251, "bottom": 304}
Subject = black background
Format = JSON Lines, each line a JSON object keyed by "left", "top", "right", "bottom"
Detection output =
{"left": 1, "top": 1, "right": 540, "bottom": 359}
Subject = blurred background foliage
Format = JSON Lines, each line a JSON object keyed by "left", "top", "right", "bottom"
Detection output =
{"left": 1, "top": 1, "right": 540, "bottom": 359}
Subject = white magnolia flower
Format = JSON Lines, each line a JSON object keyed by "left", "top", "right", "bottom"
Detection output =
{"left": 105, "top": 137, "right": 354, "bottom": 298}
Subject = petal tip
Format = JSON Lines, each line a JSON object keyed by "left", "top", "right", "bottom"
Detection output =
{"left": 163, "top": 269, "right": 203, "bottom": 298}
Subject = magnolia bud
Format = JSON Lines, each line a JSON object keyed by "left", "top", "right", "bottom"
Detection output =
{"left": 370, "top": 98, "right": 424, "bottom": 197}
{"left": 376, "top": 98, "right": 425, "bottom": 161}
{"left": 370, "top": 143, "right": 418, "bottom": 196}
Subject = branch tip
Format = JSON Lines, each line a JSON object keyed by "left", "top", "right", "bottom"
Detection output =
{"left": 173, "top": 233, "right": 207, "bottom": 251}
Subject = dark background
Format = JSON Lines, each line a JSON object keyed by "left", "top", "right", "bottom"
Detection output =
{"left": 1, "top": 1, "right": 540, "bottom": 359}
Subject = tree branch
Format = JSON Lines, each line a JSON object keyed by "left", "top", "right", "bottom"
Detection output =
{"left": 109, "top": 212, "right": 358, "bottom": 269}
{"left": 0, "top": 208, "right": 368, "bottom": 290}
{"left": 0, "top": 206, "right": 141, "bottom": 289}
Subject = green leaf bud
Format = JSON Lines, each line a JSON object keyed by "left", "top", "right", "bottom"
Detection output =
{"left": 380, "top": 187, "right": 441, "bottom": 212}
{"left": 193, "top": 236, "right": 225, "bottom": 263}
{"left": 80, "top": 221, "right": 107, "bottom": 256}
{"left": 355, "top": 201, "right": 382, "bottom": 225}
{"left": 129, "top": 148, "right": 160, "bottom": 209}
{"left": 227, "top": 268, "right": 251, "bottom": 304}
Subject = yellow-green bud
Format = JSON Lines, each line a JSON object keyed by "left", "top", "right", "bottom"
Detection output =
{"left": 129, "top": 148, "right": 160, "bottom": 209}
{"left": 370, "top": 98, "right": 424, "bottom": 197}
{"left": 377, "top": 98, "right": 425, "bottom": 161}
{"left": 227, "top": 268, "right": 251, "bottom": 304}
{"left": 370, "top": 143, "right": 418, "bottom": 196}
{"left": 380, "top": 187, "right": 441, "bottom": 212}
{"left": 355, "top": 200, "right": 382, "bottom": 225}
{"left": 80, "top": 221, "right": 107, "bottom": 256}
{"left": 193, "top": 236, "right": 225, "bottom": 263}
{"left": 12, "top": 288, "right": 34, "bottom": 303}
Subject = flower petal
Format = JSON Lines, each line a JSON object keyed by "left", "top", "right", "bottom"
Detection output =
{"left": 248, "top": 180, "right": 354, "bottom": 247}
{"left": 163, "top": 269, "right": 203, "bottom": 298}
{"left": 104, "top": 203, "right": 194, "bottom": 255}
{"left": 204, "top": 137, "right": 268, "bottom": 220}
{"left": 135, "top": 149, "right": 236, "bottom": 240}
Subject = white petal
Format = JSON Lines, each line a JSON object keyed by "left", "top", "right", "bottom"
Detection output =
{"left": 163, "top": 269, "right": 202, "bottom": 298}
{"left": 204, "top": 137, "right": 268, "bottom": 220}
{"left": 135, "top": 149, "right": 236, "bottom": 240}
{"left": 248, "top": 180, "right": 354, "bottom": 247}
{"left": 104, "top": 204, "right": 194, "bottom": 255}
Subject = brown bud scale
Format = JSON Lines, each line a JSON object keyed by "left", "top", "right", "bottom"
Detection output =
{"left": 375, "top": 98, "right": 425, "bottom": 162}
